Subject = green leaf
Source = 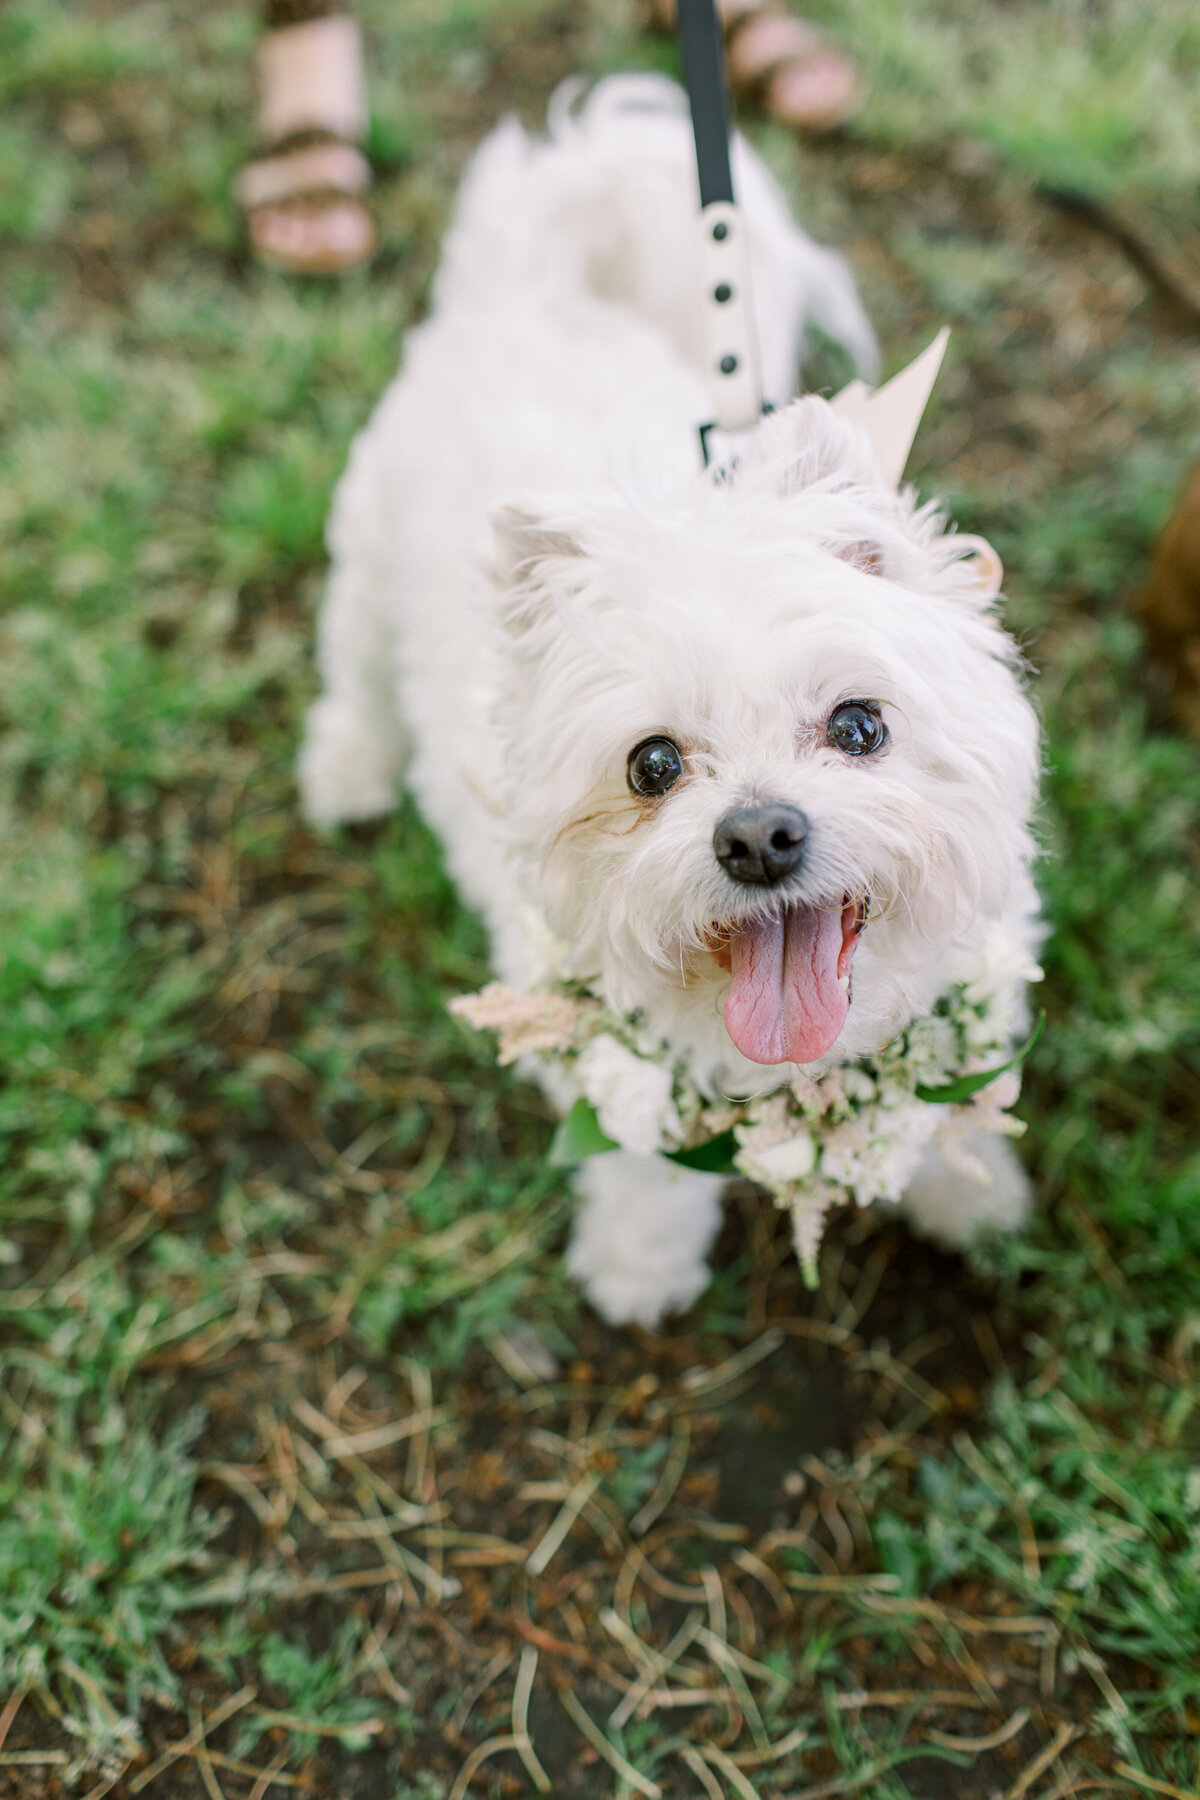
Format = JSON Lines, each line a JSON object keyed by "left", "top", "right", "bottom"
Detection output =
{"left": 547, "top": 1102, "right": 739, "bottom": 1174}
{"left": 666, "top": 1130, "right": 740, "bottom": 1174}
{"left": 915, "top": 1011, "right": 1045, "bottom": 1105}
{"left": 547, "top": 1097, "right": 618, "bottom": 1165}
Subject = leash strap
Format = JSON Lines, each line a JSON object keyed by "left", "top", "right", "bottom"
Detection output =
{"left": 675, "top": 0, "right": 764, "bottom": 444}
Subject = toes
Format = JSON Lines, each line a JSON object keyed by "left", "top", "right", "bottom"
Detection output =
{"left": 248, "top": 197, "right": 376, "bottom": 273}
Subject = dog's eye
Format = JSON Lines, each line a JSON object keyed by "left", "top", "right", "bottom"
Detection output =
{"left": 628, "top": 737, "right": 684, "bottom": 796}
{"left": 828, "top": 702, "right": 886, "bottom": 756}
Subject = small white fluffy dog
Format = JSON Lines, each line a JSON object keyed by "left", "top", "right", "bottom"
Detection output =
{"left": 300, "top": 77, "right": 1041, "bottom": 1327}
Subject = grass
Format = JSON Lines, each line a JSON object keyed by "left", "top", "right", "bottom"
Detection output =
{"left": 0, "top": 0, "right": 1198, "bottom": 1795}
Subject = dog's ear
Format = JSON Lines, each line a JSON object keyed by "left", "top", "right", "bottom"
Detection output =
{"left": 489, "top": 502, "right": 585, "bottom": 638}
{"left": 736, "top": 395, "right": 884, "bottom": 503}
{"left": 490, "top": 503, "right": 581, "bottom": 584}
{"left": 836, "top": 541, "right": 884, "bottom": 577}
{"left": 951, "top": 534, "right": 1004, "bottom": 599}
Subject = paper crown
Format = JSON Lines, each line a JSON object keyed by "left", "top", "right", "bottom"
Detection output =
{"left": 829, "top": 328, "right": 949, "bottom": 489}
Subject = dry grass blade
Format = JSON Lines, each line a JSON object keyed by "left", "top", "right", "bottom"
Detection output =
{"left": 290, "top": 1395, "right": 446, "bottom": 1459}
{"left": 608, "top": 1609, "right": 704, "bottom": 1729}
{"left": 1036, "top": 1781, "right": 1128, "bottom": 1800}
{"left": 779, "top": 1754, "right": 932, "bottom": 1800}
{"left": 698, "top": 1626, "right": 791, "bottom": 1693}
{"left": 697, "top": 1629, "right": 771, "bottom": 1750}
{"left": 0, "top": 1751, "right": 70, "bottom": 1766}
{"left": 510, "top": 1648, "right": 552, "bottom": 1793}
{"left": 782, "top": 1572, "right": 900, "bottom": 1594}
{"left": 190, "top": 1708, "right": 229, "bottom": 1800}
{"left": 635, "top": 1686, "right": 735, "bottom": 1711}
{"left": 447, "top": 1734, "right": 523, "bottom": 1800}
{"left": 358, "top": 1611, "right": 414, "bottom": 1708}
{"left": 247, "top": 1752, "right": 294, "bottom": 1800}
{"left": 451, "top": 1648, "right": 515, "bottom": 1735}
{"left": 955, "top": 1431, "right": 1041, "bottom": 1584}
{"left": 526, "top": 1468, "right": 602, "bottom": 1574}
{"left": 730, "top": 1546, "right": 793, "bottom": 1617}
{"left": 207, "top": 1463, "right": 285, "bottom": 1527}
{"left": 630, "top": 1420, "right": 690, "bottom": 1536}
{"left": 691, "top": 1742, "right": 765, "bottom": 1800}
{"left": 202, "top": 1751, "right": 312, "bottom": 1791}
{"left": 273, "top": 1565, "right": 402, "bottom": 1598}
{"left": 927, "top": 1706, "right": 1030, "bottom": 1752}
{"left": 0, "top": 1689, "right": 27, "bottom": 1754}
{"left": 680, "top": 1329, "right": 785, "bottom": 1396}
{"left": 557, "top": 1687, "right": 662, "bottom": 1798}
{"left": 702, "top": 1565, "right": 727, "bottom": 1640}
{"left": 248, "top": 1704, "right": 384, "bottom": 1738}
{"left": 80, "top": 1772, "right": 129, "bottom": 1800}
{"left": 832, "top": 1690, "right": 991, "bottom": 1711}
{"left": 1002, "top": 1722, "right": 1082, "bottom": 1800}
{"left": 729, "top": 1724, "right": 809, "bottom": 1769}
{"left": 679, "top": 1744, "right": 726, "bottom": 1800}
{"left": 1113, "top": 1767, "right": 1200, "bottom": 1800}
{"left": 601, "top": 1605, "right": 662, "bottom": 1671}
{"left": 859, "top": 1594, "right": 1049, "bottom": 1633}
{"left": 129, "top": 1686, "right": 256, "bottom": 1792}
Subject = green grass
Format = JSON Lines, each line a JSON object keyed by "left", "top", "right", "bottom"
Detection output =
{"left": 803, "top": 0, "right": 1200, "bottom": 201}
{"left": 0, "top": 0, "right": 1198, "bottom": 1794}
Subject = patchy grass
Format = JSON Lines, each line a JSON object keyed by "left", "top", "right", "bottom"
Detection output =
{"left": 0, "top": 0, "right": 1198, "bottom": 1796}
{"left": 801, "top": 0, "right": 1200, "bottom": 202}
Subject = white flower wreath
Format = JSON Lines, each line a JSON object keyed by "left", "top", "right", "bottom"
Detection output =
{"left": 451, "top": 925, "right": 1042, "bottom": 1284}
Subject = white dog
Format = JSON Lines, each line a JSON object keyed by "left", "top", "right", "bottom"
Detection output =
{"left": 299, "top": 77, "right": 1041, "bottom": 1327}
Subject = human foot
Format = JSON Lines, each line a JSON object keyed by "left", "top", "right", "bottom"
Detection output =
{"left": 234, "top": 13, "right": 376, "bottom": 275}
{"left": 651, "top": 0, "right": 864, "bottom": 133}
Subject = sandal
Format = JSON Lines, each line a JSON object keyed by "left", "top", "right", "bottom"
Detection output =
{"left": 1138, "top": 460, "right": 1200, "bottom": 735}
{"left": 234, "top": 12, "right": 376, "bottom": 275}
{"left": 651, "top": 0, "right": 863, "bottom": 133}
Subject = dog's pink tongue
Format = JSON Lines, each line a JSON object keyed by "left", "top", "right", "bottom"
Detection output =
{"left": 724, "top": 904, "right": 849, "bottom": 1066}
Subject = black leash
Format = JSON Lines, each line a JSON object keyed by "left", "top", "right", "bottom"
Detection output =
{"left": 674, "top": 0, "right": 765, "bottom": 459}
{"left": 675, "top": 0, "right": 735, "bottom": 206}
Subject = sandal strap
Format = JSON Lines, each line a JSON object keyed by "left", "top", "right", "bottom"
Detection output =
{"left": 256, "top": 14, "right": 367, "bottom": 147}
{"left": 235, "top": 139, "right": 371, "bottom": 210}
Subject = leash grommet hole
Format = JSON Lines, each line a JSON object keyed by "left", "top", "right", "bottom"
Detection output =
{"left": 719, "top": 353, "right": 738, "bottom": 375}
{"left": 713, "top": 282, "right": 732, "bottom": 303}
{"left": 711, "top": 220, "right": 729, "bottom": 241}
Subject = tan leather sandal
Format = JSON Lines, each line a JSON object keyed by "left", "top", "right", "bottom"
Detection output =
{"left": 651, "top": 0, "right": 864, "bottom": 133}
{"left": 234, "top": 13, "right": 376, "bottom": 275}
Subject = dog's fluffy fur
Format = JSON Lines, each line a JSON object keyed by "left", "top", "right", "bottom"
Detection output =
{"left": 300, "top": 77, "right": 1041, "bottom": 1327}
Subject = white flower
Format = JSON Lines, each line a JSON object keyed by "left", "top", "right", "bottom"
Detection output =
{"left": 935, "top": 1071, "right": 1026, "bottom": 1180}
{"left": 816, "top": 1065, "right": 876, "bottom": 1119}
{"left": 788, "top": 1070, "right": 826, "bottom": 1115}
{"left": 821, "top": 1096, "right": 938, "bottom": 1206}
{"left": 788, "top": 1183, "right": 840, "bottom": 1287}
{"left": 904, "top": 1015, "right": 958, "bottom": 1084}
{"left": 576, "top": 1034, "right": 681, "bottom": 1156}
{"left": 449, "top": 982, "right": 594, "bottom": 1064}
{"left": 737, "top": 1130, "right": 816, "bottom": 1188}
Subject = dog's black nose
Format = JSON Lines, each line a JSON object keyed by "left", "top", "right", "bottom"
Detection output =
{"left": 714, "top": 803, "right": 810, "bottom": 887}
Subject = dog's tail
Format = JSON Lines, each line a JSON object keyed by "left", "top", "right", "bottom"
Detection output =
{"left": 437, "top": 73, "right": 877, "bottom": 401}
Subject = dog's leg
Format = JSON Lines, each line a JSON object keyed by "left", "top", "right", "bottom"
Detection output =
{"left": 298, "top": 428, "right": 408, "bottom": 828}
{"left": 566, "top": 1150, "right": 726, "bottom": 1328}
{"left": 298, "top": 543, "right": 406, "bottom": 826}
{"left": 897, "top": 1133, "right": 1031, "bottom": 1249}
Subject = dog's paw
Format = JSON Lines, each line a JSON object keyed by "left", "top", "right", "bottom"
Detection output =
{"left": 899, "top": 1133, "right": 1032, "bottom": 1250}
{"left": 566, "top": 1243, "right": 712, "bottom": 1329}
{"left": 565, "top": 1148, "right": 725, "bottom": 1328}
{"left": 297, "top": 698, "right": 402, "bottom": 825}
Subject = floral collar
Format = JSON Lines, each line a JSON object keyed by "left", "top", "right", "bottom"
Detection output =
{"left": 451, "top": 927, "right": 1041, "bottom": 1284}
